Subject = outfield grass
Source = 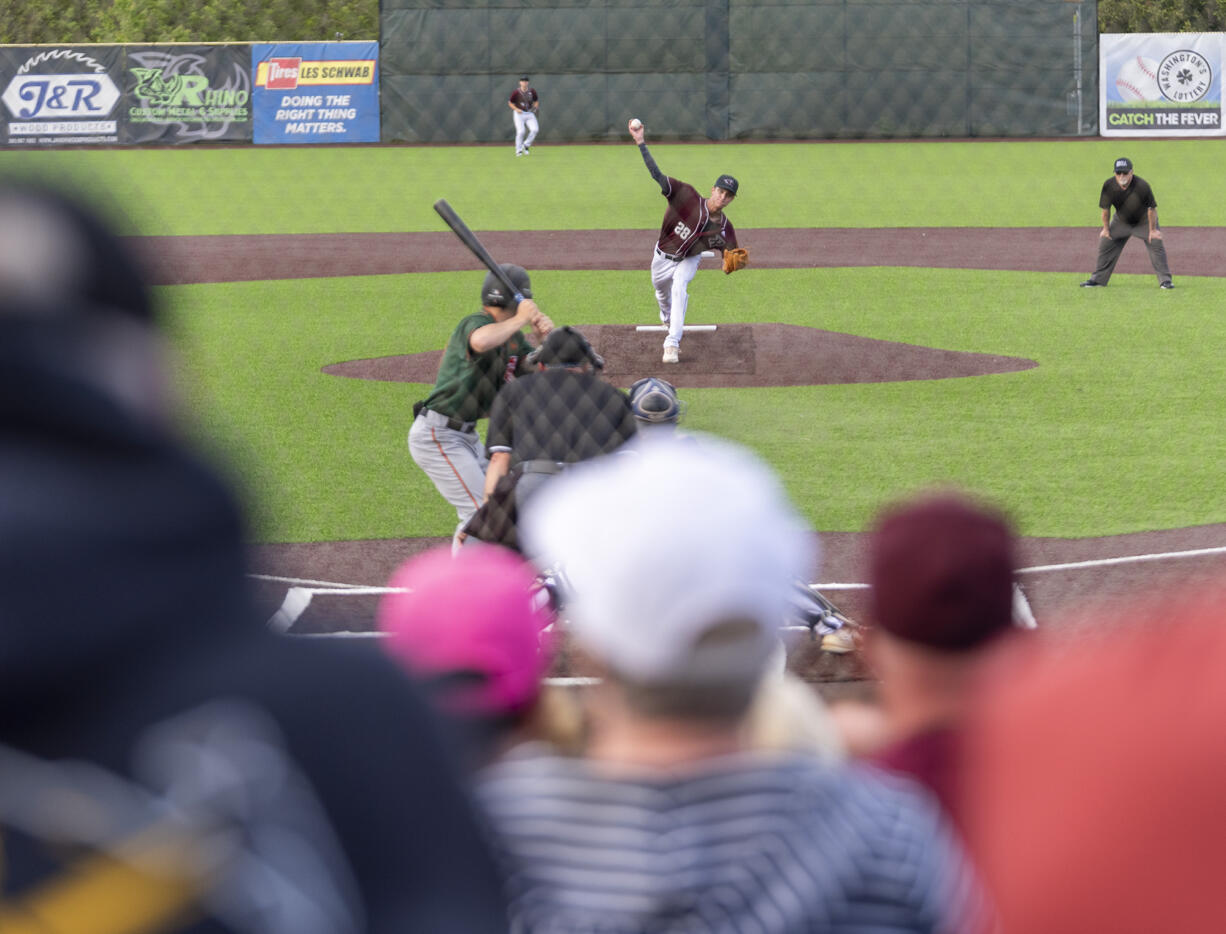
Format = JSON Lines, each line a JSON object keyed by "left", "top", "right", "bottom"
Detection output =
{"left": 164, "top": 264, "right": 1226, "bottom": 542}
{"left": 3, "top": 137, "right": 1224, "bottom": 233}
{"left": 7, "top": 138, "right": 1220, "bottom": 540}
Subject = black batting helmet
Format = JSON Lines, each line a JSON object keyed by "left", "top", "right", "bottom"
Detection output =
{"left": 629, "top": 377, "right": 682, "bottom": 424}
{"left": 481, "top": 264, "right": 532, "bottom": 308}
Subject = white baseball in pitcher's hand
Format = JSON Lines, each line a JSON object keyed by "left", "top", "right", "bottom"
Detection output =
{"left": 629, "top": 118, "right": 643, "bottom": 130}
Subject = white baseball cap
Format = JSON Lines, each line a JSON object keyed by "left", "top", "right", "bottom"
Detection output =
{"left": 520, "top": 435, "right": 816, "bottom": 688}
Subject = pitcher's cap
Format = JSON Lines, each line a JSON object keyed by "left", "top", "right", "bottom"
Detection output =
{"left": 521, "top": 435, "right": 814, "bottom": 689}
{"left": 1114, "top": 157, "right": 1133, "bottom": 174}
{"left": 714, "top": 174, "right": 739, "bottom": 195}
{"left": 377, "top": 544, "right": 553, "bottom": 716}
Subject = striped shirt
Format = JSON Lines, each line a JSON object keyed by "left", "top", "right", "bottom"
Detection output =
{"left": 476, "top": 751, "right": 983, "bottom": 934}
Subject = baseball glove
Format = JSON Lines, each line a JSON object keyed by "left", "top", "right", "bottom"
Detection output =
{"left": 722, "top": 247, "right": 749, "bottom": 275}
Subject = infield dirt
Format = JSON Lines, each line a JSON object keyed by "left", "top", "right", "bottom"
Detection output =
{"left": 147, "top": 227, "right": 1226, "bottom": 683}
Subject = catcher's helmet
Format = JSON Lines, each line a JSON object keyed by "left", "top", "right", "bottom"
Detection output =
{"left": 481, "top": 264, "right": 532, "bottom": 308}
{"left": 629, "top": 377, "right": 682, "bottom": 424}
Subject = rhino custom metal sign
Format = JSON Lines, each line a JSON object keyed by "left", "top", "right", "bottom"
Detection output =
{"left": 124, "top": 46, "right": 252, "bottom": 143}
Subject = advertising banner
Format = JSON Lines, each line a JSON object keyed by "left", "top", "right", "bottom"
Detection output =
{"left": 252, "top": 41, "right": 379, "bottom": 144}
{"left": 1, "top": 46, "right": 123, "bottom": 146}
{"left": 124, "top": 45, "right": 252, "bottom": 144}
{"left": 1101, "top": 33, "right": 1223, "bottom": 136}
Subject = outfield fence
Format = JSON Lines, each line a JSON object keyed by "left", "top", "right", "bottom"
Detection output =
{"left": 2, "top": 2, "right": 1100, "bottom": 148}
{"left": 380, "top": 0, "right": 1100, "bottom": 142}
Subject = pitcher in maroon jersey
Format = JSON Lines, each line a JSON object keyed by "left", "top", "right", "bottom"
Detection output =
{"left": 629, "top": 118, "right": 742, "bottom": 364}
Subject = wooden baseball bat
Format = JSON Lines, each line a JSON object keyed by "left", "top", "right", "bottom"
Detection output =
{"left": 432, "top": 198, "right": 525, "bottom": 305}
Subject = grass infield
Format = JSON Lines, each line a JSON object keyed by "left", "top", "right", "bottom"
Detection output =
{"left": 4, "top": 139, "right": 1222, "bottom": 540}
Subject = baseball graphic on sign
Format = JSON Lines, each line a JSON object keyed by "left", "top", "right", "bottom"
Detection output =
{"left": 1116, "top": 56, "right": 1163, "bottom": 102}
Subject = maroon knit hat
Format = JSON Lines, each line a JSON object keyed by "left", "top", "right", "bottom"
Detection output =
{"left": 869, "top": 492, "right": 1015, "bottom": 651}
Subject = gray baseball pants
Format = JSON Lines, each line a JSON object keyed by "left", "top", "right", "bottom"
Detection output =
{"left": 1088, "top": 217, "right": 1172, "bottom": 286}
{"left": 408, "top": 409, "right": 487, "bottom": 541}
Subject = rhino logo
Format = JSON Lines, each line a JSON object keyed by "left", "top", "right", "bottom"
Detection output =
{"left": 131, "top": 67, "right": 209, "bottom": 107}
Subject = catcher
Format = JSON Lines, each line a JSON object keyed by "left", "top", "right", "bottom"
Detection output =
{"left": 628, "top": 118, "right": 748, "bottom": 364}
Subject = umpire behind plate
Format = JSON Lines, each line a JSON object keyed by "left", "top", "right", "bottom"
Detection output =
{"left": 464, "top": 326, "right": 638, "bottom": 551}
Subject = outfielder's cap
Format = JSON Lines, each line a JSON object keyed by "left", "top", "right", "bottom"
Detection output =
{"left": 714, "top": 174, "right": 739, "bottom": 195}
{"left": 1114, "top": 157, "right": 1133, "bottom": 174}
{"left": 521, "top": 435, "right": 815, "bottom": 691}
{"left": 0, "top": 182, "right": 154, "bottom": 323}
{"left": 377, "top": 543, "right": 553, "bottom": 717}
{"left": 520, "top": 75, "right": 530, "bottom": 81}
{"left": 868, "top": 490, "right": 1016, "bottom": 651}
{"left": 531, "top": 325, "right": 604, "bottom": 369}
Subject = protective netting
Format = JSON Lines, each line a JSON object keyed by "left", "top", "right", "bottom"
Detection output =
{"left": 459, "top": 356, "right": 640, "bottom": 551}
{"left": 380, "top": 0, "right": 1099, "bottom": 142}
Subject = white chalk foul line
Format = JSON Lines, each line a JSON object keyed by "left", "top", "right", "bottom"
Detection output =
{"left": 1015, "top": 543, "right": 1226, "bottom": 574}
{"left": 261, "top": 544, "right": 1226, "bottom": 632}
{"left": 252, "top": 573, "right": 387, "bottom": 589}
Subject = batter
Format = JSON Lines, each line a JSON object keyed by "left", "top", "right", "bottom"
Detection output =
{"left": 628, "top": 119, "right": 745, "bottom": 363}
{"left": 408, "top": 264, "right": 552, "bottom": 546}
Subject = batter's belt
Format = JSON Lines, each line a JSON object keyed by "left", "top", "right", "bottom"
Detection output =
{"left": 414, "top": 402, "right": 477, "bottom": 433}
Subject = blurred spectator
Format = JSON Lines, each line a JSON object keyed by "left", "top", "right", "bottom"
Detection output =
{"left": 477, "top": 437, "right": 984, "bottom": 933}
{"left": 409, "top": 263, "right": 553, "bottom": 549}
{"left": 0, "top": 182, "right": 507, "bottom": 932}
{"left": 832, "top": 491, "right": 1022, "bottom": 822}
{"left": 742, "top": 644, "right": 846, "bottom": 760}
{"left": 465, "top": 326, "right": 637, "bottom": 551}
{"left": 626, "top": 378, "right": 857, "bottom": 654}
{"left": 960, "top": 584, "right": 1226, "bottom": 932}
{"left": 377, "top": 543, "right": 582, "bottom": 769}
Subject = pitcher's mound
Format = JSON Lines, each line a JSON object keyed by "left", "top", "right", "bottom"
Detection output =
{"left": 323, "top": 322, "right": 1036, "bottom": 388}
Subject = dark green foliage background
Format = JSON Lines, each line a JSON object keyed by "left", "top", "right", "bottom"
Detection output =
{"left": 1099, "top": 0, "right": 1226, "bottom": 31}
{"left": 0, "top": 0, "right": 376, "bottom": 44}
{"left": 3, "top": 0, "right": 1223, "bottom": 43}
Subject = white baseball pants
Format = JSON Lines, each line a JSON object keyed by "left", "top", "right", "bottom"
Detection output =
{"left": 514, "top": 111, "right": 539, "bottom": 153}
{"left": 651, "top": 250, "right": 702, "bottom": 348}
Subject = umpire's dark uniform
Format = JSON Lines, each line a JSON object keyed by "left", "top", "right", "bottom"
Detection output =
{"left": 465, "top": 327, "right": 638, "bottom": 550}
{"left": 1083, "top": 157, "right": 1173, "bottom": 288}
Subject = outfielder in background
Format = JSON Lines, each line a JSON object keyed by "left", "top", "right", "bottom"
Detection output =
{"left": 1081, "top": 156, "right": 1174, "bottom": 289}
{"left": 628, "top": 118, "right": 749, "bottom": 364}
{"left": 509, "top": 76, "right": 539, "bottom": 156}
{"left": 409, "top": 264, "right": 553, "bottom": 547}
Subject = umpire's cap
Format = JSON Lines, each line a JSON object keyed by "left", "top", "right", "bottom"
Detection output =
{"left": 481, "top": 264, "right": 532, "bottom": 308}
{"left": 1114, "top": 157, "right": 1133, "bottom": 174}
{"left": 529, "top": 325, "right": 604, "bottom": 369}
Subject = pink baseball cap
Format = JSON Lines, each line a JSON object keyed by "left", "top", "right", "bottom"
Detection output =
{"left": 377, "top": 544, "right": 553, "bottom": 716}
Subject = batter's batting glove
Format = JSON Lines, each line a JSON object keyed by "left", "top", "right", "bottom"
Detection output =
{"left": 722, "top": 247, "right": 749, "bottom": 274}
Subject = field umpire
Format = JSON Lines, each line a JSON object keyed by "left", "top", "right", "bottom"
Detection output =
{"left": 1081, "top": 156, "right": 1174, "bottom": 289}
